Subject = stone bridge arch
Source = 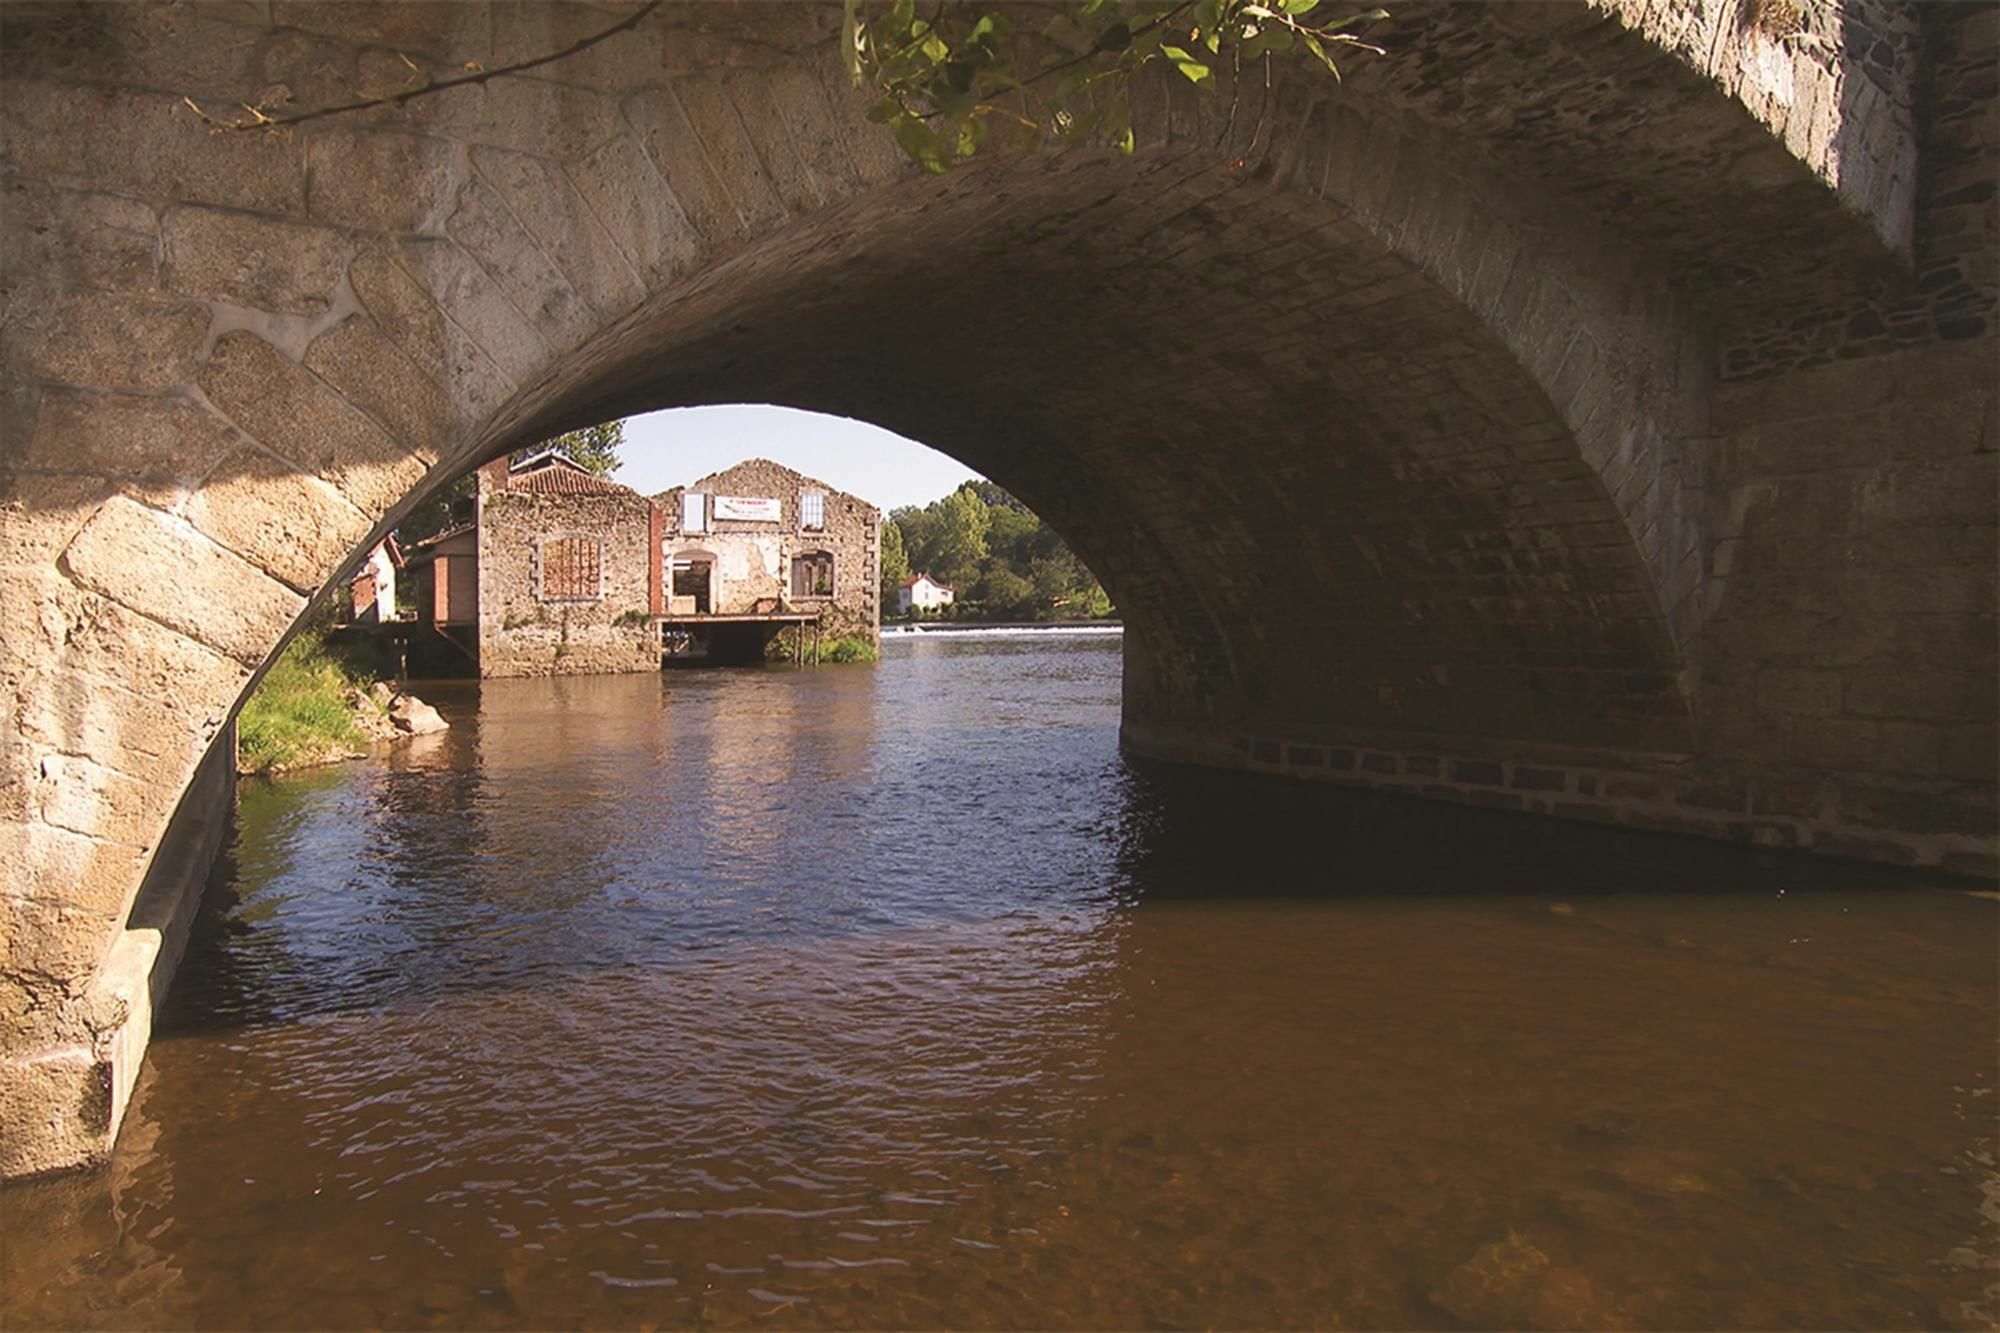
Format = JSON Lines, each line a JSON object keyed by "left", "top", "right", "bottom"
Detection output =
{"left": 3, "top": 1, "right": 1993, "bottom": 1177}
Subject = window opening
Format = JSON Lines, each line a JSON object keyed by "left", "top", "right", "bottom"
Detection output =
{"left": 540, "top": 536, "right": 601, "bottom": 601}
{"left": 799, "top": 491, "right": 825, "bottom": 532}
{"left": 792, "top": 551, "right": 834, "bottom": 599}
{"left": 681, "top": 492, "right": 707, "bottom": 534}
{"left": 671, "top": 557, "right": 713, "bottom": 614}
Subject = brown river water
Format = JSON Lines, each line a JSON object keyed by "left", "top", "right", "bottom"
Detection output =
{"left": 4, "top": 635, "right": 1995, "bottom": 1330}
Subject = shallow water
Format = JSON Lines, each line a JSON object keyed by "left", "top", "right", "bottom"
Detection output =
{"left": 5, "top": 637, "right": 1995, "bottom": 1329}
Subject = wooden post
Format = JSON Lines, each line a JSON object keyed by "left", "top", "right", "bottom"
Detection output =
{"left": 812, "top": 621, "right": 821, "bottom": 667}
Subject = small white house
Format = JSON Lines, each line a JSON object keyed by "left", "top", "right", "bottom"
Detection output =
{"left": 898, "top": 573, "right": 955, "bottom": 615}
{"left": 347, "top": 538, "right": 399, "bottom": 624}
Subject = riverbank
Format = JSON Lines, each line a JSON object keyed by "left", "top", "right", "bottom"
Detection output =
{"left": 236, "top": 636, "right": 447, "bottom": 775}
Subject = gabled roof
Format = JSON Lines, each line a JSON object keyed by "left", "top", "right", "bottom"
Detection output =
{"left": 653, "top": 458, "right": 878, "bottom": 515}
{"left": 505, "top": 452, "right": 633, "bottom": 496}
{"left": 903, "top": 573, "right": 954, "bottom": 592}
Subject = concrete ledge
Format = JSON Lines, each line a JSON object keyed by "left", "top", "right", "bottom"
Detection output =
{"left": 1121, "top": 719, "right": 1999, "bottom": 880}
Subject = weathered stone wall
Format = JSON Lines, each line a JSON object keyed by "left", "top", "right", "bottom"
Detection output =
{"left": 0, "top": 720, "right": 234, "bottom": 1178}
{"left": 658, "top": 459, "right": 880, "bottom": 644}
{"left": 477, "top": 486, "right": 657, "bottom": 678}
{"left": 0, "top": 0, "right": 1990, "bottom": 1176}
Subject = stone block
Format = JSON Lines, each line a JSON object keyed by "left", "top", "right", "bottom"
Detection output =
{"left": 469, "top": 147, "right": 645, "bottom": 319}
{"left": 752, "top": 65, "right": 859, "bottom": 205}
{"left": 0, "top": 474, "right": 119, "bottom": 569}
{"left": 198, "top": 330, "right": 429, "bottom": 516}
{"left": 304, "top": 125, "right": 464, "bottom": 234}
{"left": 1, "top": 79, "right": 304, "bottom": 215}
{"left": 1836, "top": 781, "right": 1996, "bottom": 838}
{"left": 60, "top": 495, "right": 303, "bottom": 666}
{"left": 0, "top": 1043, "right": 109, "bottom": 1179}
{"left": 184, "top": 447, "right": 372, "bottom": 593}
{"left": 430, "top": 77, "right": 623, "bottom": 163}
{"left": 0, "top": 186, "right": 159, "bottom": 294}
{"left": 34, "top": 754, "right": 162, "bottom": 852}
{"left": 1789, "top": 717, "right": 1885, "bottom": 773}
{"left": 393, "top": 236, "right": 552, "bottom": 386}
{"left": 161, "top": 206, "right": 351, "bottom": 314}
{"left": 17, "top": 671, "right": 205, "bottom": 790}
{"left": 1, "top": 574, "right": 247, "bottom": 733}
{"left": 1756, "top": 667, "right": 1843, "bottom": 718}
{"left": 444, "top": 178, "right": 595, "bottom": 353}
{"left": 671, "top": 75, "right": 794, "bottom": 232}
{"left": 1845, "top": 669, "right": 1992, "bottom": 723}
{"left": 622, "top": 88, "right": 754, "bottom": 249}
{"left": 1511, "top": 765, "right": 1568, "bottom": 791}
{"left": 1452, "top": 759, "right": 1504, "bottom": 786}
{"left": 2, "top": 291, "right": 210, "bottom": 391}
{"left": 18, "top": 387, "right": 242, "bottom": 508}
{"left": 302, "top": 316, "right": 450, "bottom": 461}
{"left": 565, "top": 133, "right": 705, "bottom": 288}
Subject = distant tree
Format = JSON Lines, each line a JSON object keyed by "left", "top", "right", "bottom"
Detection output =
{"left": 891, "top": 504, "right": 940, "bottom": 574}
{"left": 880, "top": 517, "right": 912, "bottom": 614}
{"left": 927, "top": 486, "right": 991, "bottom": 588}
{"left": 975, "top": 567, "right": 1037, "bottom": 620}
{"left": 516, "top": 420, "right": 622, "bottom": 476}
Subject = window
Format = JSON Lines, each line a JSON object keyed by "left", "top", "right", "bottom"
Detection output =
{"left": 539, "top": 536, "right": 601, "bottom": 601}
{"left": 799, "top": 491, "right": 825, "bottom": 531}
{"left": 681, "top": 491, "right": 707, "bottom": 534}
{"left": 792, "top": 551, "right": 834, "bottom": 599}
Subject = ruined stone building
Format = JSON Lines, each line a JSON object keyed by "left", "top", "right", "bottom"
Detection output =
{"left": 654, "top": 459, "right": 882, "bottom": 662}
{"left": 400, "top": 454, "right": 879, "bottom": 674}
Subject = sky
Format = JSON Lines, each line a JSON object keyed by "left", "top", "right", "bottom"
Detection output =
{"left": 611, "top": 405, "right": 981, "bottom": 512}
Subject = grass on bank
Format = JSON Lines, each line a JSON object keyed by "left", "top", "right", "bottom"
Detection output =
{"left": 237, "top": 636, "right": 374, "bottom": 774}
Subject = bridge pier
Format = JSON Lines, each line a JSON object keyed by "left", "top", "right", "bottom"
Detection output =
{"left": 1, "top": 723, "right": 233, "bottom": 1179}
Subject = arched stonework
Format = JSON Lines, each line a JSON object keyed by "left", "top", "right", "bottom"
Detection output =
{"left": 1, "top": 2, "right": 1992, "bottom": 1177}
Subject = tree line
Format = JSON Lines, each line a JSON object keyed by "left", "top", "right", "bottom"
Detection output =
{"left": 881, "top": 482, "right": 1114, "bottom": 622}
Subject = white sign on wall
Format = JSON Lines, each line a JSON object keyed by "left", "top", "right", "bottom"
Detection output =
{"left": 713, "top": 495, "right": 781, "bottom": 522}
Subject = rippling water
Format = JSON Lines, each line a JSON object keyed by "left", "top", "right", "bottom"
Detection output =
{"left": 5, "top": 637, "right": 1995, "bottom": 1329}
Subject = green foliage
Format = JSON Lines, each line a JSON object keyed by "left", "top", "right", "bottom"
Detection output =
{"left": 879, "top": 516, "right": 912, "bottom": 610}
{"left": 928, "top": 487, "right": 990, "bottom": 588}
{"left": 762, "top": 629, "right": 879, "bottom": 664}
{"left": 516, "top": 419, "right": 623, "bottom": 476}
{"left": 237, "top": 635, "right": 375, "bottom": 774}
{"left": 819, "top": 635, "right": 879, "bottom": 663}
{"left": 888, "top": 481, "right": 1116, "bottom": 623}
{"left": 843, "top": 0, "right": 1389, "bottom": 173}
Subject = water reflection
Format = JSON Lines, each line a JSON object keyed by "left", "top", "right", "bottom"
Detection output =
{"left": 3, "top": 639, "right": 1993, "bottom": 1330}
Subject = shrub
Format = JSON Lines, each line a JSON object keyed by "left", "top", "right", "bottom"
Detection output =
{"left": 818, "top": 635, "right": 877, "bottom": 664}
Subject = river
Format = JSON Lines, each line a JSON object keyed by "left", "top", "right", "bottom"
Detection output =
{"left": 4, "top": 636, "right": 1994, "bottom": 1329}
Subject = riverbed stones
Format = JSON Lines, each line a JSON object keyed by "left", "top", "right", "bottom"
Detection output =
{"left": 389, "top": 696, "right": 449, "bottom": 736}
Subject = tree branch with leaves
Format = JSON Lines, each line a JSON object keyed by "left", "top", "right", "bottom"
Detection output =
{"left": 842, "top": 0, "right": 1388, "bottom": 173}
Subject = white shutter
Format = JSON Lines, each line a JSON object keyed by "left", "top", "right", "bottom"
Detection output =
{"left": 681, "top": 492, "right": 706, "bottom": 533}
